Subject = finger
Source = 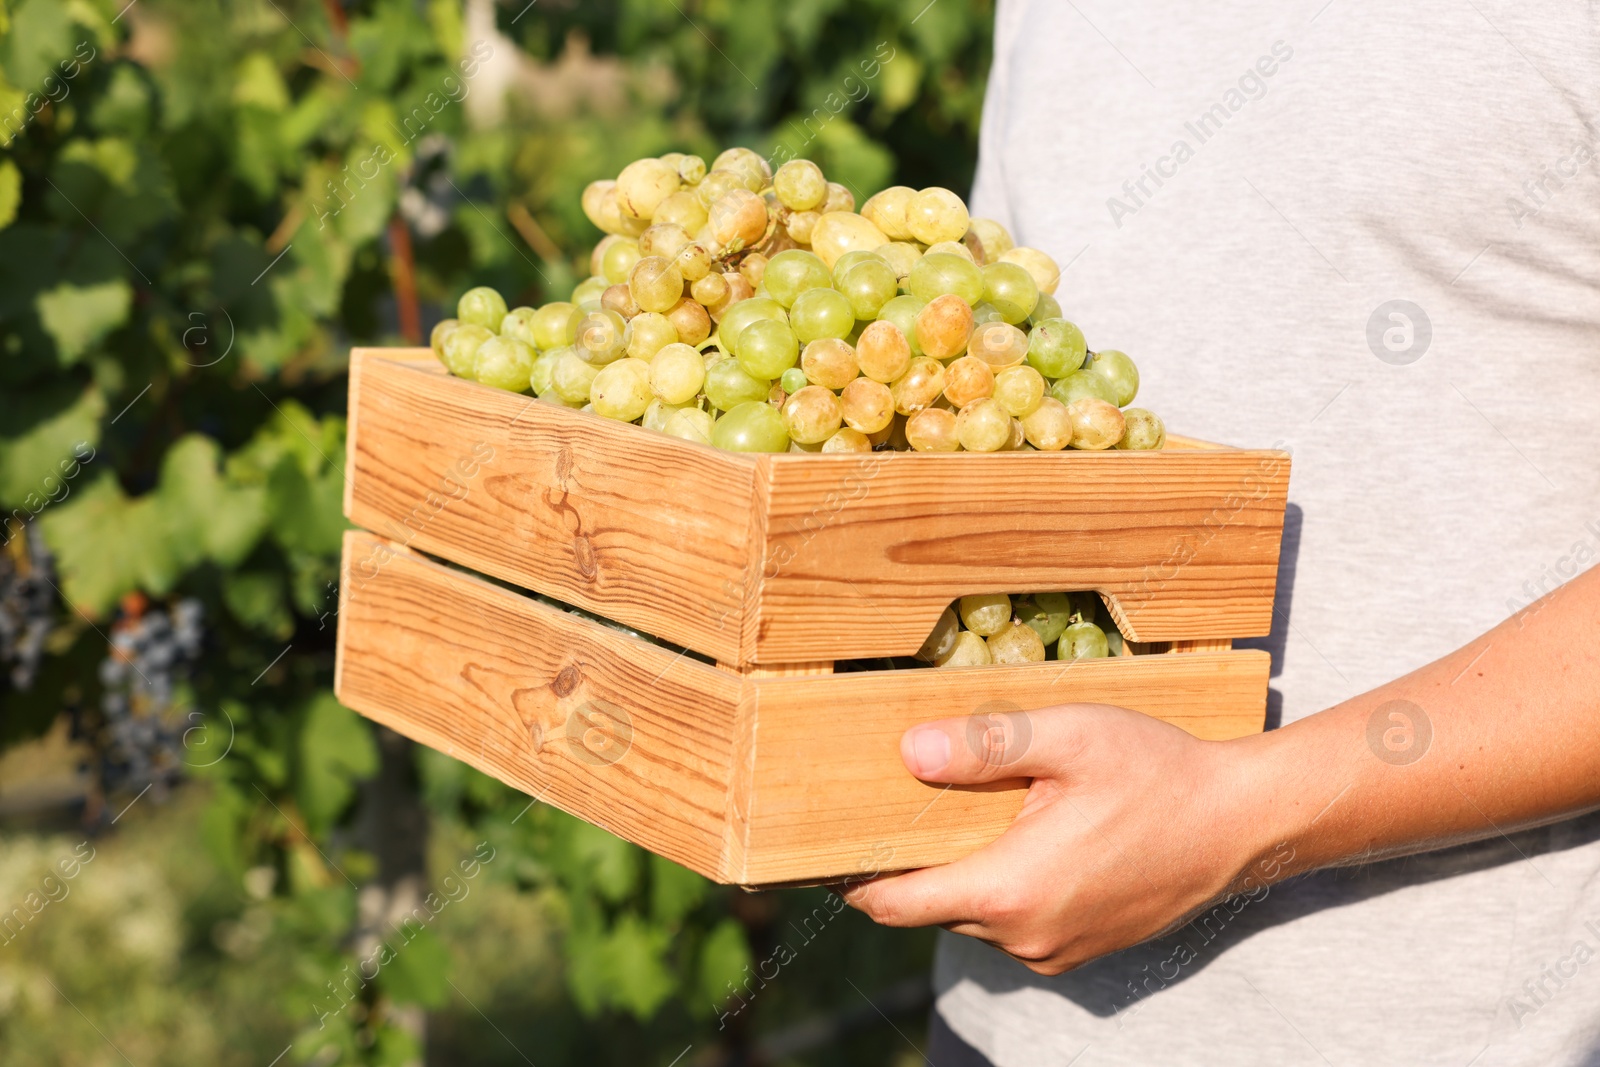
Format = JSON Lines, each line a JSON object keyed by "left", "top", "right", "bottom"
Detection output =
{"left": 901, "top": 703, "right": 1112, "bottom": 784}
{"left": 843, "top": 861, "right": 997, "bottom": 929}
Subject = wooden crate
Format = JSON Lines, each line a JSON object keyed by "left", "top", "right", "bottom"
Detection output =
{"left": 344, "top": 350, "right": 1290, "bottom": 667}
{"left": 336, "top": 531, "right": 1272, "bottom": 886}
{"left": 334, "top": 349, "right": 1292, "bottom": 885}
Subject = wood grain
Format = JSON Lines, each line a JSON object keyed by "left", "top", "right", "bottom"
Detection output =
{"left": 734, "top": 650, "right": 1269, "bottom": 884}
{"left": 346, "top": 354, "right": 1291, "bottom": 667}
{"left": 336, "top": 531, "right": 1270, "bottom": 884}
{"left": 335, "top": 530, "right": 742, "bottom": 879}
{"left": 345, "top": 350, "right": 756, "bottom": 665}
{"left": 755, "top": 448, "right": 1290, "bottom": 661}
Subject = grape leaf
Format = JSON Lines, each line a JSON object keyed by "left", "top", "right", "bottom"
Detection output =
{"left": 649, "top": 853, "right": 709, "bottom": 927}
{"left": 0, "top": 159, "right": 20, "bottom": 230}
{"left": 0, "top": 379, "right": 101, "bottom": 509}
{"left": 296, "top": 692, "right": 378, "bottom": 834}
{"left": 565, "top": 914, "right": 676, "bottom": 1019}
{"left": 698, "top": 918, "right": 753, "bottom": 1016}
{"left": 155, "top": 434, "right": 269, "bottom": 569}
{"left": 35, "top": 279, "right": 131, "bottom": 364}
{"left": 379, "top": 923, "right": 451, "bottom": 1009}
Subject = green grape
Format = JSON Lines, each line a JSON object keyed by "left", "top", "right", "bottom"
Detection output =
{"left": 1117, "top": 407, "right": 1166, "bottom": 450}
{"left": 890, "top": 356, "right": 946, "bottom": 416}
{"left": 831, "top": 249, "right": 889, "bottom": 285}
{"left": 789, "top": 287, "right": 855, "bottom": 343}
{"left": 664, "top": 406, "right": 716, "bottom": 445}
{"left": 502, "top": 307, "right": 540, "bottom": 343}
{"left": 914, "top": 293, "right": 977, "bottom": 360}
{"left": 1020, "top": 397, "right": 1072, "bottom": 450}
{"left": 837, "top": 259, "right": 899, "bottom": 320}
{"left": 625, "top": 312, "right": 678, "bottom": 361}
{"left": 1016, "top": 593, "right": 1072, "bottom": 647}
{"left": 915, "top": 606, "right": 960, "bottom": 662}
{"left": 430, "top": 318, "right": 459, "bottom": 361}
{"left": 712, "top": 401, "right": 790, "bottom": 452}
{"left": 574, "top": 309, "right": 628, "bottom": 366}
{"left": 905, "top": 407, "right": 959, "bottom": 451}
{"left": 773, "top": 159, "right": 827, "bottom": 211}
{"left": 958, "top": 593, "right": 1012, "bottom": 637}
{"left": 988, "top": 622, "right": 1046, "bottom": 664}
{"left": 925, "top": 240, "right": 976, "bottom": 263}
{"left": 970, "top": 302, "right": 1008, "bottom": 326}
{"left": 712, "top": 147, "right": 773, "bottom": 190}
{"left": 615, "top": 157, "right": 681, "bottom": 221}
{"left": 639, "top": 222, "right": 691, "bottom": 261}
{"left": 677, "top": 154, "right": 708, "bottom": 185}
{"left": 860, "top": 186, "right": 916, "bottom": 240}
{"left": 906, "top": 187, "right": 970, "bottom": 244}
{"left": 1058, "top": 621, "right": 1109, "bottom": 661}
{"left": 571, "top": 275, "right": 608, "bottom": 306}
{"left": 442, "top": 323, "right": 493, "bottom": 378}
{"left": 1026, "top": 319, "right": 1088, "bottom": 377}
{"left": 1049, "top": 368, "right": 1118, "bottom": 407}
{"left": 473, "top": 336, "right": 536, "bottom": 392}
{"left": 782, "top": 385, "right": 843, "bottom": 444}
{"left": 802, "top": 338, "right": 860, "bottom": 390}
{"left": 934, "top": 630, "right": 991, "bottom": 668}
{"left": 458, "top": 287, "right": 508, "bottom": 332}
{"left": 982, "top": 261, "right": 1040, "bottom": 324}
{"left": 780, "top": 367, "right": 809, "bottom": 394}
{"left": 1086, "top": 349, "right": 1140, "bottom": 406}
{"left": 1066, "top": 397, "right": 1126, "bottom": 450}
{"left": 530, "top": 302, "right": 578, "bottom": 349}
{"left": 590, "top": 358, "right": 653, "bottom": 421}
{"left": 649, "top": 343, "right": 707, "bottom": 404}
{"left": 942, "top": 356, "right": 995, "bottom": 408}
{"left": 907, "top": 252, "right": 985, "bottom": 305}
{"left": 552, "top": 348, "right": 601, "bottom": 404}
{"left": 992, "top": 365, "right": 1045, "bottom": 418}
{"left": 763, "top": 250, "right": 833, "bottom": 308}
{"left": 704, "top": 359, "right": 771, "bottom": 410}
{"left": 642, "top": 398, "right": 695, "bottom": 434}
{"left": 735, "top": 317, "right": 800, "bottom": 379}
{"left": 821, "top": 427, "right": 873, "bottom": 453}
{"left": 600, "top": 238, "right": 642, "bottom": 285}
{"left": 629, "top": 256, "right": 685, "bottom": 314}
{"left": 528, "top": 347, "right": 564, "bottom": 396}
{"left": 717, "top": 297, "right": 788, "bottom": 355}
{"left": 876, "top": 295, "right": 926, "bottom": 357}
{"left": 955, "top": 397, "right": 1012, "bottom": 452}
{"left": 1030, "top": 291, "right": 1064, "bottom": 324}
{"left": 839, "top": 377, "right": 895, "bottom": 433}
{"left": 876, "top": 241, "right": 923, "bottom": 280}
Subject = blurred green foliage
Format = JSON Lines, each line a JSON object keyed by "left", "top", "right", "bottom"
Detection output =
{"left": 0, "top": 0, "right": 991, "bottom": 1062}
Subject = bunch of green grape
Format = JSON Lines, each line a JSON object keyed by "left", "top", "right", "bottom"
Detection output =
{"left": 430, "top": 147, "right": 1166, "bottom": 455}
{"left": 914, "top": 592, "right": 1124, "bottom": 668}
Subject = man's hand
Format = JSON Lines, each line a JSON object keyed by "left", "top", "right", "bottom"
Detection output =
{"left": 843, "top": 703, "right": 1270, "bottom": 976}
{"left": 845, "top": 566, "right": 1600, "bottom": 974}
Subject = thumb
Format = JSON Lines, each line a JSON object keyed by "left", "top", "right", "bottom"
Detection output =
{"left": 901, "top": 706, "right": 1089, "bottom": 784}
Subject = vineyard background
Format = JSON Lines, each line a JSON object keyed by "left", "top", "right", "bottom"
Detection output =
{"left": 0, "top": 0, "right": 993, "bottom": 1063}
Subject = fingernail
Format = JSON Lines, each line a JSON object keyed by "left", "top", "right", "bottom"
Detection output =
{"left": 908, "top": 727, "right": 951, "bottom": 776}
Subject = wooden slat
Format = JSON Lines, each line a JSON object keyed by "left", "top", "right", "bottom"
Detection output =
{"left": 344, "top": 354, "right": 1289, "bottom": 666}
{"left": 718, "top": 661, "right": 835, "bottom": 677}
{"left": 734, "top": 650, "right": 1270, "bottom": 885}
{"left": 754, "top": 447, "right": 1290, "bottom": 660}
{"left": 334, "top": 530, "right": 741, "bottom": 879}
{"left": 1170, "top": 637, "right": 1234, "bottom": 653}
{"left": 345, "top": 351, "right": 757, "bottom": 665}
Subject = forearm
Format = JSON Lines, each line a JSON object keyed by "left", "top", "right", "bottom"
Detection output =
{"left": 1235, "top": 564, "right": 1600, "bottom": 882}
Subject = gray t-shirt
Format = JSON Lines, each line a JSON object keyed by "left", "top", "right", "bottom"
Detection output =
{"left": 937, "top": 1, "right": 1600, "bottom": 1063}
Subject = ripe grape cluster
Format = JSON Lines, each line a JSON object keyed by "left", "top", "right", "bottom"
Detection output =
{"left": 916, "top": 593, "right": 1122, "bottom": 669}
{"left": 96, "top": 598, "right": 205, "bottom": 793}
{"left": 430, "top": 147, "right": 1165, "bottom": 455}
{"left": 0, "top": 526, "right": 57, "bottom": 690}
